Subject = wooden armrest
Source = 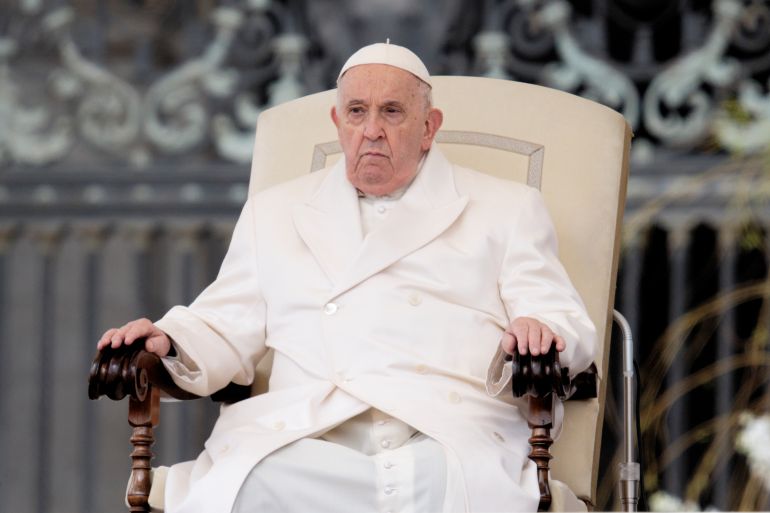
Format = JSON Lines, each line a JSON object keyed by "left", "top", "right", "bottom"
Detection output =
{"left": 510, "top": 346, "right": 571, "bottom": 401}
{"left": 88, "top": 338, "right": 253, "bottom": 404}
{"left": 88, "top": 340, "right": 199, "bottom": 402}
{"left": 510, "top": 347, "right": 598, "bottom": 512}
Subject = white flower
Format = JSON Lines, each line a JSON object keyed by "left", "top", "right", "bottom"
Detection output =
{"left": 649, "top": 491, "right": 702, "bottom": 512}
{"left": 736, "top": 412, "right": 770, "bottom": 490}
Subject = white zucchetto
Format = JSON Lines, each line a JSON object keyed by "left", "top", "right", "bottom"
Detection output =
{"left": 338, "top": 42, "right": 432, "bottom": 87}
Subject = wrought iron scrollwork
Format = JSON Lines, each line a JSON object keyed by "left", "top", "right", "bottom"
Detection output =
{"left": 643, "top": 0, "right": 743, "bottom": 146}
{"left": 1, "top": 0, "right": 310, "bottom": 167}
{"left": 473, "top": 0, "right": 770, "bottom": 158}
{"left": 3, "top": 0, "right": 770, "bottom": 168}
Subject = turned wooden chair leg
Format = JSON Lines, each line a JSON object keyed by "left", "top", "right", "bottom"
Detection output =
{"left": 527, "top": 393, "right": 555, "bottom": 512}
{"left": 127, "top": 387, "right": 160, "bottom": 513}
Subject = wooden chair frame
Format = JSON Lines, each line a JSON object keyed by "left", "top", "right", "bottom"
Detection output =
{"left": 89, "top": 341, "right": 597, "bottom": 512}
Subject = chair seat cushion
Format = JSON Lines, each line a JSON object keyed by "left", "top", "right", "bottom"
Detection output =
{"left": 126, "top": 466, "right": 168, "bottom": 512}
{"left": 149, "top": 466, "right": 169, "bottom": 511}
{"left": 550, "top": 479, "right": 588, "bottom": 512}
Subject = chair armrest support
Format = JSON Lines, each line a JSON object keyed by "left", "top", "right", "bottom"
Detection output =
{"left": 88, "top": 339, "right": 252, "bottom": 512}
{"left": 511, "top": 347, "right": 598, "bottom": 511}
{"left": 88, "top": 340, "right": 181, "bottom": 513}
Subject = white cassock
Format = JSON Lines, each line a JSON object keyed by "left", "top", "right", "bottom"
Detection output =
{"left": 154, "top": 144, "right": 596, "bottom": 513}
{"left": 232, "top": 409, "right": 449, "bottom": 513}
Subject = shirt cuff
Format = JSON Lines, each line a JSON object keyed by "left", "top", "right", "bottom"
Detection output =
{"left": 486, "top": 345, "right": 512, "bottom": 397}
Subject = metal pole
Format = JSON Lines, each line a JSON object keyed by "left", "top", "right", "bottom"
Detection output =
{"left": 614, "top": 309, "right": 640, "bottom": 512}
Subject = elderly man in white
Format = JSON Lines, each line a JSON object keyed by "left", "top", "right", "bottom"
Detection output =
{"left": 98, "top": 43, "right": 596, "bottom": 513}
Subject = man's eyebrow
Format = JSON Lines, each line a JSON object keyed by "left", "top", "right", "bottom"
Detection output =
{"left": 343, "top": 99, "right": 405, "bottom": 109}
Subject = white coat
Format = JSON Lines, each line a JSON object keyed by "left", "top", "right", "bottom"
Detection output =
{"left": 155, "top": 145, "right": 596, "bottom": 513}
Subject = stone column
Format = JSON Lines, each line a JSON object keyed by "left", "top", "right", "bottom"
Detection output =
{"left": 76, "top": 222, "right": 112, "bottom": 513}
{"left": 663, "top": 222, "right": 690, "bottom": 497}
{"left": 711, "top": 222, "right": 737, "bottom": 509}
{"left": 30, "top": 223, "right": 66, "bottom": 513}
{"left": 0, "top": 222, "right": 18, "bottom": 506}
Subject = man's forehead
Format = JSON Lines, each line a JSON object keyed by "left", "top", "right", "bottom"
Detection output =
{"left": 338, "top": 64, "right": 424, "bottom": 99}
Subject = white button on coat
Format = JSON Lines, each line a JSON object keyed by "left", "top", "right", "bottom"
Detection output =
{"left": 448, "top": 391, "right": 462, "bottom": 404}
{"left": 408, "top": 293, "right": 422, "bottom": 306}
{"left": 323, "top": 302, "right": 338, "bottom": 315}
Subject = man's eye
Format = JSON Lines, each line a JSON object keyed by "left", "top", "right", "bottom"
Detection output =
{"left": 349, "top": 107, "right": 364, "bottom": 115}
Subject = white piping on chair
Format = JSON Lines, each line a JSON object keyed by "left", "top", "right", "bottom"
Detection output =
{"left": 309, "top": 131, "right": 545, "bottom": 190}
{"left": 434, "top": 130, "right": 544, "bottom": 190}
{"left": 311, "top": 141, "right": 342, "bottom": 172}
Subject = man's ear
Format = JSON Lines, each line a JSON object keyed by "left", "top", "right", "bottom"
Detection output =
{"left": 422, "top": 108, "right": 444, "bottom": 151}
{"left": 330, "top": 106, "right": 339, "bottom": 127}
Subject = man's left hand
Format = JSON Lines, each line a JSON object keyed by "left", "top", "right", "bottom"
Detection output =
{"left": 501, "top": 317, "right": 566, "bottom": 356}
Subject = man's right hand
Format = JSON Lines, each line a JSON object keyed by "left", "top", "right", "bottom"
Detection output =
{"left": 97, "top": 318, "right": 172, "bottom": 357}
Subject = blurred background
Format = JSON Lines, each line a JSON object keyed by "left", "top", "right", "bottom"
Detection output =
{"left": 1, "top": 0, "right": 770, "bottom": 511}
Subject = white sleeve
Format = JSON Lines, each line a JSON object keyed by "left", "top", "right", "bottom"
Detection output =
{"left": 155, "top": 198, "right": 268, "bottom": 396}
{"left": 486, "top": 187, "right": 597, "bottom": 396}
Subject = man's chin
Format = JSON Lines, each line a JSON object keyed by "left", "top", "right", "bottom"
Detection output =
{"left": 352, "top": 168, "right": 391, "bottom": 189}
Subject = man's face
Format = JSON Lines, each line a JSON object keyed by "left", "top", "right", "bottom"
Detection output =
{"left": 331, "top": 64, "right": 443, "bottom": 196}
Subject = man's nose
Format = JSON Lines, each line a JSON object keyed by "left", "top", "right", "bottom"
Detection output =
{"left": 362, "top": 114, "right": 384, "bottom": 140}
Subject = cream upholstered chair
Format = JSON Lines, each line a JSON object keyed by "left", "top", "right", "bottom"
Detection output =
{"left": 89, "top": 75, "right": 631, "bottom": 512}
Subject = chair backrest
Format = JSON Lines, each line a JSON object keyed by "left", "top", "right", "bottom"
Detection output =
{"left": 249, "top": 75, "right": 631, "bottom": 504}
